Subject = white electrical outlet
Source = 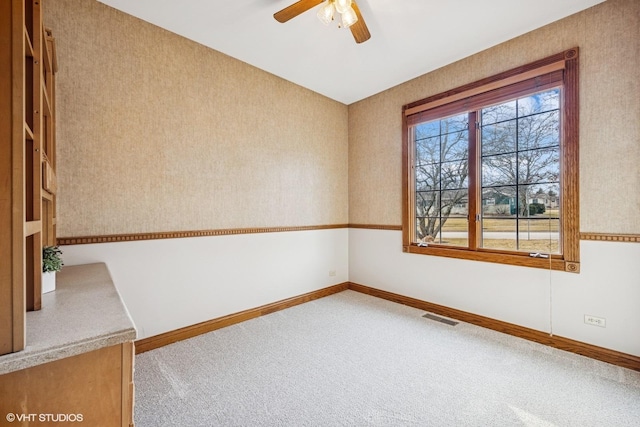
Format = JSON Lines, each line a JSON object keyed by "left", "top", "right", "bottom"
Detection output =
{"left": 584, "top": 315, "right": 606, "bottom": 328}
{"left": 329, "top": 270, "right": 336, "bottom": 277}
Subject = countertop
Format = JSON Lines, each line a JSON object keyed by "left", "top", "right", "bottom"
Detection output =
{"left": 0, "top": 263, "right": 137, "bottom": 375}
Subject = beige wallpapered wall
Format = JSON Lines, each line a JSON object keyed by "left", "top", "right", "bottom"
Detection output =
{"left": 46, "top": 0, "right": 349, "bottom": 237}
{"left": 348, "top": 0, "right": 640, "bottom": 234}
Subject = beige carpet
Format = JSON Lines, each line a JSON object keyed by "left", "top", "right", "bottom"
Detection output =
{"left": 134, "top": 290, "right": 640, "bottom": 426}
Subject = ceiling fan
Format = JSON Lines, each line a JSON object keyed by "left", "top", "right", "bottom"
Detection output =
{"left": 274, "top": 0, "right": 371, "bottom": 44}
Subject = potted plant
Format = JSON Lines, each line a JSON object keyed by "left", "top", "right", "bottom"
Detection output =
{"left": 42, "top": 246, "right": 63, "bottom": 293}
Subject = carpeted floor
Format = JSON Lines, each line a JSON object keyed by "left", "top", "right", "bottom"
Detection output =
{"left": 134, "top": 290, "right": 640, "bottom": 426}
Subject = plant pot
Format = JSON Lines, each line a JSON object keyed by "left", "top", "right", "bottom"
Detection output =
{"left": 42, "top": 271, "right": 56, "bottom": 294}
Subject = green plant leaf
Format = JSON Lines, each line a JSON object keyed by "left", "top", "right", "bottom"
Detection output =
{"left": 43, "top": 246, "right": 64, "bottom": 273}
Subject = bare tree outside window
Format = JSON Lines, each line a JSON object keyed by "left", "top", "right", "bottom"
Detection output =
{"left": 480, "top": 89, "right": 561, "bottom": 253}
{"left": 412, "top": 89, "right": 561, "bottom": 252}
{"left": 414, "top": 113, "right": 468, "bottom": 245}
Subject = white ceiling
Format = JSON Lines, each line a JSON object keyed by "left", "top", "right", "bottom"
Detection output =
{"left": 97, "top": 0, "right": 604, "bottom": 105}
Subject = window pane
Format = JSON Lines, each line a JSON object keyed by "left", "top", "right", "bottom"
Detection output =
{"left": 441, "top": 113, "right": 468, "bottom": 135}
{"left": 441, "top": 130, "right": 468, "bottom": 162}
{"left": 416, "top": 135, "right": 440, "bottom": 166}
{"left": 482, "top": 218, "right": 560, "bottom": 253}
{"left": 518, "top": 147, "right": 560, "bottom": 184}
{"left": 441, "top": 160, "right": 468, "bottom": 190}
{"left": 481, "top": 219, "right": 516, "bottom": 250}
{"left": 416, "top": 216, "right": 443, "bottom": 243}
{"left": 416, "top": 191, "right": 438, "bottom": 217}
{"left": 482, "top": 186, "right": 516, "bottom": 216}
{"left": 531, "top": 184, "right": 560, "bottom": 216}
{"left": 415, "top": 121, "right": 441, "bottom": 140}
{"left": 413, "top": 115, "right": 469, "bottom": 247}
{"left": 439, "top": 214, "right": 468, "bottom": 248}
{"left": 441, "top": 189, "right": 468, "bottom": 215}
{"left": 518, "top": 111, "right": 560, "bottom": 151}
{"left": 479, "top": 88, "right": 563, "bottom": 254}
{"left": 482, "top": 153, "right": 517, "bottom": 187}
{"left": 417, "top": 216, "right": 469, "bottom": 246}
{"left": 415, "top": 164, "right": 439, "bottom": 191}
{"left": 516, "top": 184, "right": 534, "bottom": 217}
{"left": 481, "top": 120, "right": 516, "bottom": 156}
{"left": 415, "top": 189, "right": 469, "bottom": 246}
{"left": 517, "top": 89, "right": 560, "bottom": 116}
{"left": 517, "top": 218, "right": 560, "bottom": 254}
{"left": 481, "top": 100, "right": 517, "bottom": 125}
{"left": 436, "top": 190, "right": 468, "bottom": 247}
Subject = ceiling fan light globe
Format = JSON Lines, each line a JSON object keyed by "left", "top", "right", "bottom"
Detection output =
{"left": 317, "top": 1, "right": 335, "bottom": 26}
{"left": 334, "top": 0, "right": 352, "bottom": 14}
{"left": 341, "top": 6, "right": 358, "bottom": 28}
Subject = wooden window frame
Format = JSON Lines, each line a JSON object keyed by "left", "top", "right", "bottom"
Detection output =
{"left": 402, "top": 48, "right": 580, "bottom": 273}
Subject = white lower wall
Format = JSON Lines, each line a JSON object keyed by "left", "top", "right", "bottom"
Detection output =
{"left": 60, "top": 227, "right": 638, "bottom": 356}
{"left": 349, "top": 228, "right": 640, "bottom": 357}
{"left": 61, "top": 228, "right": 349, "bottom": 339}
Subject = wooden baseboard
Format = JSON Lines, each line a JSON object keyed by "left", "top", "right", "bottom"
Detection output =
{"left": 347, "top": 282, "right": 640, "bottom": 372}
{"left": 135, "top": 282, "right": 349, "bottom": 354}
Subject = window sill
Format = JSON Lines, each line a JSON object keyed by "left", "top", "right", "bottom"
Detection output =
{"left": 402, "top": 244, "right": 579, "bottom": 273}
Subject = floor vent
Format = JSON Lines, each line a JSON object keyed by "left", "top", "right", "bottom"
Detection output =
{"left": 422, "top": 313, "right": 459, "bottom": 326}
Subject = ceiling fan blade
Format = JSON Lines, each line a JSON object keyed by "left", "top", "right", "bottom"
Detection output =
{"left": 350, "top": 1, "right": 371, "bottom": 44}
{"left": 274, "top": 0, "right": 324, "bottom": 23}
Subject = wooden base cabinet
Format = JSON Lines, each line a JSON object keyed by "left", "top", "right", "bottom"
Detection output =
{"left": 0, "top": 343, "right": 134, "bottom": 426}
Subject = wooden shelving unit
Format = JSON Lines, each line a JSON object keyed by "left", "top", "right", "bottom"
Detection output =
{"left": 1, "top": 8, "right": 135, "bottom": 424}
{"left": 1, "top": 0, "right": 57, "bottom": 356}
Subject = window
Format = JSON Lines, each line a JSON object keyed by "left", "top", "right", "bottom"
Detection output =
{"left": 402, "top": 49, "right": 579, "bottom": 272}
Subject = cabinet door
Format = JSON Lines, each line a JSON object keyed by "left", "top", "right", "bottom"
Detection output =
{"left": 0, "top": 343, "right": 133, "bottom": 426}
